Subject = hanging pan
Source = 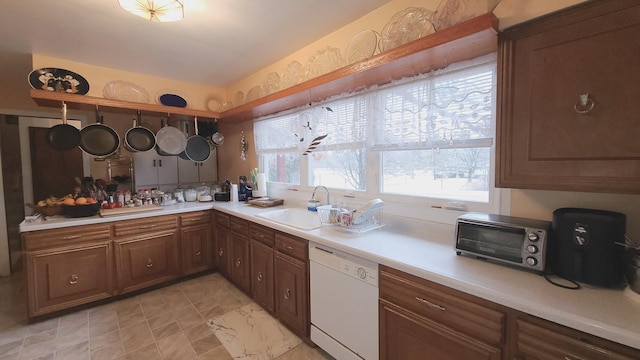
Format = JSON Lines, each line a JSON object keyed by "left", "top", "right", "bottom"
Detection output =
{"left": 79, "top": 106, "right": 120, "bottom": 157}
{"left": 156, "top": 114, "right": 187, "bottom": 156}
{"left": 124, "top": 111, "right": 156, "bottom": 152}
{"left": 183, "top": 116, "right": 211, "bottom": 162}
{"left": 47, "top": 102, "right": 81, "bottom": 151}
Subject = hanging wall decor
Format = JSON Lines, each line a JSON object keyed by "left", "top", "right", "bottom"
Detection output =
{"left": 240, "top": 131, "right": 248, "bottom": 161}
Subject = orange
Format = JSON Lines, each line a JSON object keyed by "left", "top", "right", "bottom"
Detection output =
{"left": 86, "top": 197, "right": 97, "bottom": 204}
{"left": 63, "top": 198, "right": 75, "bottom": 206}
{"left": 75, "top": 197, "right": 87, "bottom": 205}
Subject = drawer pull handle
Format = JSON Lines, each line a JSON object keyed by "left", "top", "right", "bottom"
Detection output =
{"left": 69, "top": 274, "right": 79, "bottom": 285}
{"left": 219, "top": 249, "right": 224, "bottom": 257}
{"left": 140, "top": 224, "right": 157, "bottom": 229}
{"left": 257, "top": 272, "right": 264, "bottom": 282}
{"left": 188, "top": 218, "right": 201, "bottom": 222}
{"left": 284, "top": 288, "right": 291, "bottom": 300}
{"left": 283, "top": 244, "right": 294, "bottom": 251}
{"left": 415, "top": 296, "right": 445, "bottom": 311}
{"left": 146, "top": 259, "right": 154, "bottom": 268}
{"left": 258, "top": 234, "right": 264, "bottom": 238}
{"left": 235, "top": 259, "right": 241, "bottom": 267}
{"left": 195, "top": 250, "right": 201, "bottom": 256}
{"left": 61, "top": 235, "right": 81, "bottom": 240}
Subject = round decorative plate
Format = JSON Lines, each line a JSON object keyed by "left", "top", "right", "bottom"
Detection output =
{"left": 281, "top": 60, "right": 304, "bottom": 88}
{"left": 103, "top": 80, "right": 150, "bottom": 103}
{"left": 245, "top": 86, "right": 263, "bottom": 102}
{"left": 28, "top": 67, "right": 89, "bottom": 95}
{"left": 433, "top": 0, "right": 501, "bottom": 31}
{"left": 261, "top": 72, "right": 281, "bottom": 95}
{"left": 346, "top": 30, "right": 379, "bottom": 64}
{"left": 206, "top": 95, "right": 223, "bottom": 112}
{"left": 234, "top": 91, "right": 244, "bottom": 106}
{"left": 305, "top": 46, "right": 344, "bottom": 79}
{"left": 156, "top": 90, "right": 188, "bottom": 108}
{"left": 379, "top": 7, "right": 435, "bottom": 52}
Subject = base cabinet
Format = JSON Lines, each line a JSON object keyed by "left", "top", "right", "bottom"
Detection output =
{"left": 229, "top": 216, "right": 251, "bottom": 294}
{"left": 26, "top": 241, "right": 113, "bottom": 318}
{"left": 114, "top": 229, "right": 180, "bottom": 294}
{"left": 380, "top": 265, "right": 504, "bottom": 360}
{"left": 274, "top": 233, "right": 309, "bottom": 338}
{"left": 380, "top": 300, "right": 501, "bottom": 360}
{"left": 251, "top": 240, "right": 274, "bottom": 313}
{"left": 514, "top": 314, "right": 640, "bottom": 360}
{"left": 180, "top": 212, "right": 213, "bottom": 275}
{"left": 214, "top": 212, "right": 230, "bottom": 277}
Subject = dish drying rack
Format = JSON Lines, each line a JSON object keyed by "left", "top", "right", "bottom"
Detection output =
{"left": 317, "top": 201, "right": 383, "bottom": 233}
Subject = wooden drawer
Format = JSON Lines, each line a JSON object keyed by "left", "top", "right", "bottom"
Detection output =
{"left": 22, "top": 224, "right": 111, "bottom": 251}
{"left": 215, "top": 211, "right": 230, "bottom": 228}
{"left": 230, "top": 216, "right": 249, "bottom": 236}
{"left": 26, "top": 240, "right": 113, "bottom": 317}
{"left": 275, "top": 233, "right": 307, "bottom": 261}
{"left": 379, "top": 265, "right": 505, "bottom": 348}
{"left": 180, "top": 211, "right": 211, "bottom": 227}
{"left": 113, "top": 215, "right": 177, "bottom": 237}
{"left": 250, "top": 223, "right": 275, "bottom": 247}
{"left": 515, "top": 314, "right": 640, "bottom": 360}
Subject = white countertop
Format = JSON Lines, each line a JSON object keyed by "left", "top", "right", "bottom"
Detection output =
{"left": 20, "top": 201, "right": 640, "bottom": 349}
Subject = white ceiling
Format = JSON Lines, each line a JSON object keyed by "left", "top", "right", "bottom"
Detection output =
{"left": 0, "top": 0, "right": 392, "bottom": 88}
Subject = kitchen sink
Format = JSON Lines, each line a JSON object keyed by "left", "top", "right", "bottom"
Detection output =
{"left": 256, "top": 207, "right": 322, "bottom": 230}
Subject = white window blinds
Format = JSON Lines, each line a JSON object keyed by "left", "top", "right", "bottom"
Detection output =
{"left": 372, "top": 54, "right": 496, "bottom": 151}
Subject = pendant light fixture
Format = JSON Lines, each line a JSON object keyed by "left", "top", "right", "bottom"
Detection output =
{"left": 118, "top": 0, "right": 184, "bottom": 22}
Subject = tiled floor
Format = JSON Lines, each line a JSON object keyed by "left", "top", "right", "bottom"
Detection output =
{"left": 0, "top": 271, "right": 333, "bottom": 360}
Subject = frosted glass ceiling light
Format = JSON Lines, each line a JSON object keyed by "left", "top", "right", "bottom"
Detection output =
{"left": 118, "top": 0, "right": 184, "bottom": 22}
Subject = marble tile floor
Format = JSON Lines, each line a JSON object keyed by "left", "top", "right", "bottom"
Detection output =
{"left": 0, "top": 271, "right": 333, "bottom": 360}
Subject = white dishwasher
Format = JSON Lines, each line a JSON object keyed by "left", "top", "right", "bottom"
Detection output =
{"left": 309, "top": 242, "right": 378, "bottom": 360}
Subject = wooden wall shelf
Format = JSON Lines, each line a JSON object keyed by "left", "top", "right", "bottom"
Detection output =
{"left": 30, "top": 89, "right": 221, "bottom": 120}
{"left": 30, "top": 13, "right": 497, "bottom": 123}
{"left": 220, "top": 13, "right": 498, "bottom": 122}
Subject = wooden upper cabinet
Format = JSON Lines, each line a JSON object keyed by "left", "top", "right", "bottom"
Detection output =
{"left": 496, "top": 0, "right": 640, "bottom": 193}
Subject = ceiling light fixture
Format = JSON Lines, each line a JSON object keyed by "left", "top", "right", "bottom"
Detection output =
{"left": 118, "top": 0, "right": 184, "bottom": 22}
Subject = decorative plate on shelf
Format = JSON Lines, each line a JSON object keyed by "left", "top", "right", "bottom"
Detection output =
{"left": 305, "top": 46, "right": 344, "bottom": 79}
{"left": 261, "top": 72, "right": 281, "bottom": 95}
{"left": 379, "top": 7, "right": 435, "bottom": 52}
{"left": 433, "top": 0, "right": 501, "bottom": 31}
{"left": 103, "top": 80, "right": 150, "bottom": 103}
{"left": 28, "top": 67, "right": 90, "bottom": 95}
{"left": 346, "top": 30, "right": 379, "bottom": 64}
{"left": 245, "top": 86, "right": 263, "bottom": 102}
{"left": 234, "top": 91, "right": 244, "bottom": 106}
{"left": 206, "top": 95, "right": 223, "bottom": 112}
{"left": 156, "top": 90, "right": 188, "bottom": 108}
{"left": 281, "top": 60, "right": 305, "bottom": 89}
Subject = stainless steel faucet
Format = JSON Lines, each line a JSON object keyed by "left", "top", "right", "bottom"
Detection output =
{"left": 312, "top": 185, "right": 330, "bottom": 205}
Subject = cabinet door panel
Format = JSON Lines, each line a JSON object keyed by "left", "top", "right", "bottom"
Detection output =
{"left": 251, "top": 240, "right": 274, "bottom": 313}
{"left": 275, "top": 252, "right": 308, "bottom": 337}
{"left": 230, "top": 232, "right": 251, "bottom": 293}
{"left": 182, "top": 224, "right": 212, "bottom": 275}
{"left": 497, "top": 1, "right": 640, "bottom": 193}
{"left": 215, "top": 226, "right": 229, "bottom": 277}
{"left": 28, "top": 242, "right": 112, "bottom": 317}
{"left": 114, "top": 230, "right": 179, "bottom": 294}
{"left": 177, "top": 158, "right": 199, "bottom": 184}
{"left": 380, "top": 300, "right": 501, "bottom": 360}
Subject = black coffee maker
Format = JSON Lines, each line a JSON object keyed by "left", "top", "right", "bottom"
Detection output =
{"left": 550, "top": 208, "right": 626, "bottom": 287}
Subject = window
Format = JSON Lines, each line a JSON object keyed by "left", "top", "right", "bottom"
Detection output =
{"left": 372, "top": 57, "right": 496, "bottom": 203}
{"left": 254, "top": 53, "right": 499, "bottom": 216}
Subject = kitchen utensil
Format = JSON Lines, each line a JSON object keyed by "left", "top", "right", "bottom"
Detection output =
{"left": 46, "top": 102, "right": 81, "bottom": 150}
{"left": 155, "top": 115, "right": 187, "bottom": 155}
{"left": 124, "top": 111, "right": 156, "bottom": 152}
{"left": 184, "top": 116, "right": 211, "bottom": 162}
{"left": 211, "top": 131, "right": 224, "bottom": 146}
{"left": 79, "top": 106, "right": 120, "bottom": 157}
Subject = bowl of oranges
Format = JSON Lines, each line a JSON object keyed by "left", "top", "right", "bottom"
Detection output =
{"left": 63, "top": 197, "right": 101, "bottom": 218}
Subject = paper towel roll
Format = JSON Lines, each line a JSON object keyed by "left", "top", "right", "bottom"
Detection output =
{"left": 253, "top": 173, "right": 267, "bottom": 197}
{"left": 231, "top": 184, "right": 239, "bottom": 202}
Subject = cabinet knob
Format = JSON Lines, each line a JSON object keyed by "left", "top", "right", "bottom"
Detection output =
{"left": 195, "top": 250, "right": 201, "bottom": 256}
{"left": 235, "top": 259, "right": 241, "bottom": 267}
{"left": 146, "top": 258, "right": 154, "bottom": 268}
{"left": 158, "top": 159, "right": 162, "bottom": 167}
{"left": 219, "top": 249, "right": 224, "bottom": 257}
{"left": 284, "top": 288, "right": 291, "bottom": 300}
{"left": 283, "top": 244, "right": 294, "bottom": 252}
{"left": 257, "top": 272, "right": 264, "bottom": 282}
{"left": 69, "top": 274, "right": 79, "bottom": 285}
{"left": 153, "top": 159, "right": 156, "bottom": 167}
